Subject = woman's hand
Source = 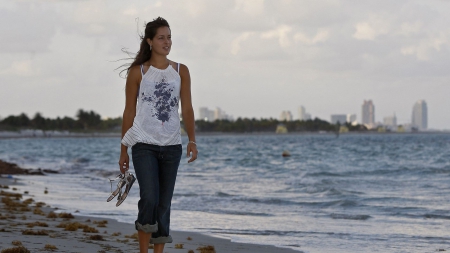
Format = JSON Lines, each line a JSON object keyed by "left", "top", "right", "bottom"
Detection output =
{"left": 187, "top": 143, "right": 198, "bottom": 163}
{"left": 118, "top": 152, "right": 129, "bottom": 174}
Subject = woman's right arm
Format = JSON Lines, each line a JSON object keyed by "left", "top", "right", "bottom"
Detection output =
{"left": 119, "top": 66, "right": 141, "bottom": 173}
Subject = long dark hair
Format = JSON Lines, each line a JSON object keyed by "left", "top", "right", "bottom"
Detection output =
{"left": 119, "top": 17, "right": 170, "bottom": 77}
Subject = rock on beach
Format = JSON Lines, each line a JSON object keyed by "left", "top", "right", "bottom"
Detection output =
{"left": 0, "top": 160, "right": 58, "bottom": 175}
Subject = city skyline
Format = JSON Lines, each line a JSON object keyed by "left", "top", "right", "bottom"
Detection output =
{"left": 1, "top": 1, "right": 449, "bottom": 129}
{"left": 197, "top": 99, "right": 430, "bottom": 132}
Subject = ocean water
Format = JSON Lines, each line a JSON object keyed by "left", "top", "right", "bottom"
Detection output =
{"left": 1, "top": 133, "right": 450, "bottom": 253}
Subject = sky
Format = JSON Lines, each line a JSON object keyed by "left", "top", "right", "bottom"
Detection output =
{"left": 1, "top": 0, "right": 449, "bottom": 129}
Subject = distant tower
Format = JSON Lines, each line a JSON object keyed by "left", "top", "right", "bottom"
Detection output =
{"left": 298, "top": 106, "right": 311, "bottom": 120}
{"left": 347, "top": 114, "right": 357, "bottom": 123}
{"left": 383, "top": 113, "right": 397, "bottom": 128}
{"left": 279, "top": 111, "right": 293, "bottom": 121}
{"left": 361, "top": 100, "right": 375, "bottom": 125}
{"left": 412, "top": 100, "right": 428, "bottom": 130}
{"left": 199, "top": 107, "right": 209, "bottom": 121}
{"left": 298, "top": 106, "right": 306, "bottom": 120}
{"left": 330, "top": 114, "right": 347, "bottom": 125}
{"left": 198, "top": 107, "right": 214, "bottom": 122}
{"left": 214, "top": 107, "right": 223, "bottom": 121}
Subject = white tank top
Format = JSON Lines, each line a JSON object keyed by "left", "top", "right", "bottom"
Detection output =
{"left": 121, "top": 63, "right": 181, "bottom": 147}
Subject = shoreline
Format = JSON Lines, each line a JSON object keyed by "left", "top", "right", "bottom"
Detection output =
{"left": 1, "top": 130, "right": 449, "bottom": 140}
{"left": 0, "top": 176, "right": 299, "bottom": 253}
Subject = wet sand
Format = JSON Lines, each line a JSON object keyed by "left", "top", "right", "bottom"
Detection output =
{"left": 0, "top": 177, "right": 298, "bottom": 253}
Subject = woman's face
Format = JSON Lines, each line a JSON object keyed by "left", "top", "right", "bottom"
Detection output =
{"left": 148, "top": 26, "right": 172, "bottom": 55}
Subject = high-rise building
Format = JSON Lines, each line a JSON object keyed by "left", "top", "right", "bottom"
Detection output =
{"left": 362, "top": 100, "right": 375, "bottom": 125}
{"left": 199, "top": 107, "right": 235, "bottom": 121}
{"left": 198, "top": 107, "right": 214, "bottom": 121}
{"left": 412, "top": 100, "right": 428, "bottom": 130}
{"left": 279, "top": 111, "right": 293, "bottom": 121}
{"left": 298, "top": 106, "right": 311, "bottom": 121}
{"left": 214, "top": 107, "right": 223, "bottom": 121}
{"left": 298, "top": 106, "right": 306, "bottom": 120}
{"left": 330, "top": 114, "right": 347, "bottom": 125}
{"left": 383, "top": 114, "right": 397, "bottom": 129}
{"left": 213, "top": 107, "right": 234, "bottom": 121}
{"left": 347, "top": 114, "right": 357, "bottom": 124}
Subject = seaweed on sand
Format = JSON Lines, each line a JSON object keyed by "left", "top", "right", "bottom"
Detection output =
{"left": 21, "top": 229, "right": 49, "bottom": 235}
{"left": 196, "top": 245, "right": 216, "bottom": 253}
{"left": 57, "top": 212, "right": 74, "bottom": 219}
{"left": 26, "top": 221, "right": 48, "bottom": 228}
{"left": 0, "top": 246, "right": 30, "bottom": 253}
{"left": 89, "top": 235, "right": 104, "bottom": 241}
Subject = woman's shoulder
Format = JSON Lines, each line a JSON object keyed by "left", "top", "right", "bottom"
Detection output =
{"left": 128, "top": 64, "right": 142, "bottom": 76}
{"left": 169, "top": 60, "right": 188, "bottom": 68}
{"left": 126, "top": 65, "right": 142, "bottom": 84}
{"left": 176, "top": 62, "right": 189, "bottom": 73}
{"left": 169, "top": 61, "right": 189, "bottom": 78}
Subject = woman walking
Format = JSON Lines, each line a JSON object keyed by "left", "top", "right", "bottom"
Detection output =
{"left": 118, "top": 17, "right": 198, "bottom": 253}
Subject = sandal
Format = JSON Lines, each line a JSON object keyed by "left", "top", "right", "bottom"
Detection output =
{"left": 116, "top": 171, "right": 136, "bottom": 207}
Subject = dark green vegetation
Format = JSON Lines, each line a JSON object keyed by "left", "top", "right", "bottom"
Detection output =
{"left": 0, "top": 110, "right": 367, "bottom": 133}
{"left": 0, "top": 110, "right": 121, "bottom": 132}
{"left": 195, "top": 118, "right": 367, "bottom": 133}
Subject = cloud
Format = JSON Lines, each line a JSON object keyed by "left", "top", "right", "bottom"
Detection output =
{"left": 0, "top": 2, "right": 59, "bottom": 53}
{"left": 353, "top": 15, "right": 391, "bottom": 40}
{"left": 399, "top": 21, "right": 423, "bottom": 36}
{"left": 0, "top": 60, "right": 40, "bottom": 77}
{"left": 261, "top": 25, "right": 293, "bottom": 48}
{"left": 294, "top": 29, "right": 330, "bottom": 45}
{"left": 231, "top": 32, "right": 254, "bottom": 55}
{"left": 401, "top": 32, "right": 449, "bottom": 61}
{"left": 123, "top": 6, "right": 138, "bottom": 16}
{"left": 233, "top": 0, "right": 264, "bottom": 17}
{"left": 184, "top": 0, "right": 208, "bottom": 17}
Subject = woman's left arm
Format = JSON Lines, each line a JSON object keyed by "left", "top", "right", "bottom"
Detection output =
{"left": 179, "top": 64, "right": 198, "bottom": 163}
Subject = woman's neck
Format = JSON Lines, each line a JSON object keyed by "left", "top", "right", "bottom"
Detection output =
{"left": 148, "top": 54, "right": 169, "bottom": 69}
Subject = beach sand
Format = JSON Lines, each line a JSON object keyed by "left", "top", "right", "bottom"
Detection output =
{"left": 0, "top": 177, "right": 298, "bottom": 253}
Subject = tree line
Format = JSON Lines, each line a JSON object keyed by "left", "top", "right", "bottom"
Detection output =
{"left": 0, "top": 109, "right": 121, "bottom": 132}
{"left": 0, "top": 110, "right": 367, "bottom": 133}
{"left": 194, "top": 117, "right": 367, "bottom": 133}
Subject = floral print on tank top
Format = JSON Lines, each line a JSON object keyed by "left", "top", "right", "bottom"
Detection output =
{"left": 141, "top": 77, "right": 179, "bottom": 124}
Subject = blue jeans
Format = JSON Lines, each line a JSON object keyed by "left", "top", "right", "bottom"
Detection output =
{"left": 131, "top": 143, "right": 182, "bottom": 244}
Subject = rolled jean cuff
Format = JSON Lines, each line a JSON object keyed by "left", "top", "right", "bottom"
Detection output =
{"left": 135, "top": 221, "right": 158, "bottom": 233}
{"left": 150, "top": 235, "right": 173, "bottom": 244}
